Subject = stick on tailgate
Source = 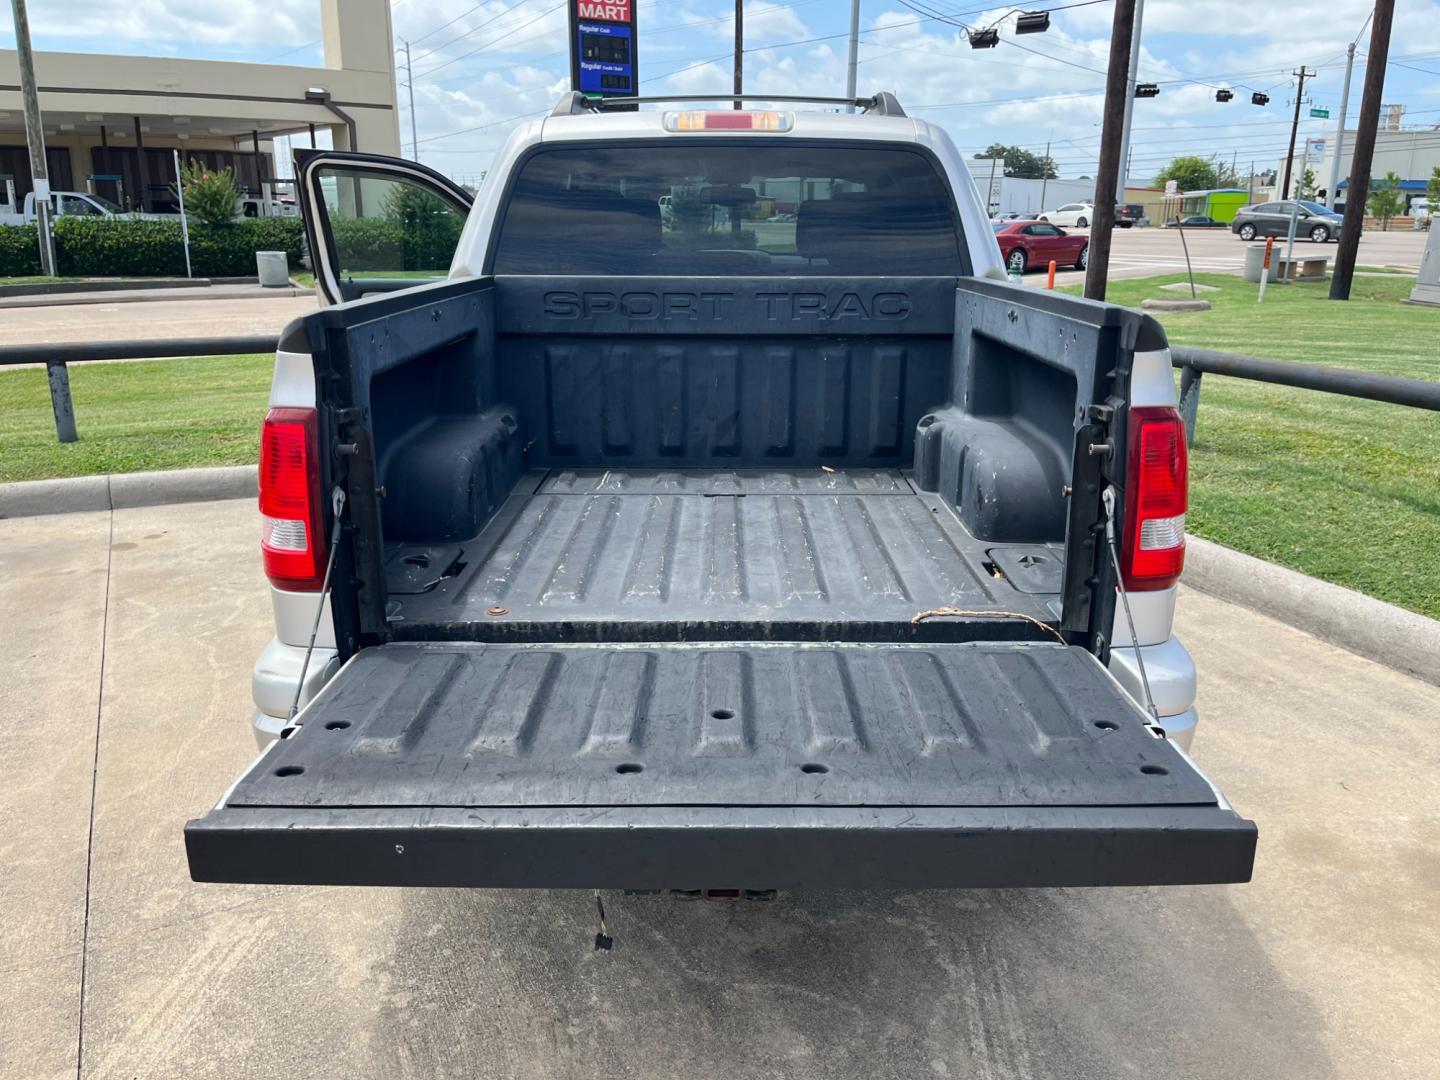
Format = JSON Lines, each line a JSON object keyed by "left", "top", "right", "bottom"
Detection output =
{"left": 186, "top": 642, "right": 1255, "bottom": 889}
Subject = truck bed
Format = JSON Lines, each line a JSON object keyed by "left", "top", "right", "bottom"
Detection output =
{"left": 383, "top": 468, "right": 1063, "bottom": 643}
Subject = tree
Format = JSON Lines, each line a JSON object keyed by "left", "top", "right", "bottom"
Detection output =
{"left": 1298, "top": 168, "right": 1317, "bottom": 200}
{"left": 174, "top": 159, "right": 241, "bottom": 227}
{"left": 1152, "top": 155, "right": 1219, "bottom": 192}
{"left": 975, "top": 144, "right": 1058, "bottom": 180}
{"left": 1427, "top": 165, "right": 1440, "bottom": 211}
{"left": 1367, "top": 170, "right": 1404, "bottom": 231}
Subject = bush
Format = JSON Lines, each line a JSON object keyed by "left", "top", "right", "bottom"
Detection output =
{"left": 0, "top": 224, "right": 42, "bottom": 277}
{"left": 50, "top": 216, "right": 304, "bottom": 277}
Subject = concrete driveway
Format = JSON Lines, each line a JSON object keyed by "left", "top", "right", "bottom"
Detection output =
{"left": 0, "top": 293, "right": 317, "bottom": 347}
{"left": 2, "top": 497, "right": 1437, "bottom": 1080}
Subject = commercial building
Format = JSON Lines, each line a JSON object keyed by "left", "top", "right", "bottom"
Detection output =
{"left": 0, "top": 0, "right": 400, "bottom": 213}
{"left": 1277, "top": 122, "right": 1440, "bottom": 211}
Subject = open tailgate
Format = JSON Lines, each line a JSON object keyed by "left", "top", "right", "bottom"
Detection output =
{"left": 187, "top": 642, "right": 1255, "bottom": 889}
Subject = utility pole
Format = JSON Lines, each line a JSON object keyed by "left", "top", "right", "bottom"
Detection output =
{"left": 403, "top": 40, "right": 419, "bottom": 161}
{"left": 733, "top": 1, "right": 743, "bottom": 108}
{"left": 1039, "top": 138, "right": 1051, "bottom": 208}
{"left": 1332, "top": 0, "right": 1395, "bottom": 300}
{"left": 1280, "top": 66, "right": 1315, "bottom": 202}
{"left": 1084, "top": 0, "right": 1136, "bottom": 301}
{"left": 10, "top": 0, "right": 56, "bottom": 276}
{"left": 845, "top": 0, "right": 861, "bottom": 112}
{"left": 1114, "top": 0, "right": 1145, "bottom": 205}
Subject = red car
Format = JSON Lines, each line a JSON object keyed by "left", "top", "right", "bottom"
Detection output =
{"left": 993, "top": 220, "right": 1089, "bottom": 275}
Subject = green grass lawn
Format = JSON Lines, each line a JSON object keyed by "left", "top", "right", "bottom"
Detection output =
{"left": 0, "top": 355, "right": 272, "bottom": 483}
{"left": 1063, "top": 272, "right": 1440, "bottom": 618}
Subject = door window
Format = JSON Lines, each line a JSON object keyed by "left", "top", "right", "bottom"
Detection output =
{"left": 1025, "top": 223, "right": 1060, "bottom": 236}
{"left": 315, "top": 167, "right": 468, "bottom": 285}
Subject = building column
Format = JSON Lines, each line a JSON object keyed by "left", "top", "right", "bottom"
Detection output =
{"left": 132, "top": 116, "right": 149, "bottom": 212}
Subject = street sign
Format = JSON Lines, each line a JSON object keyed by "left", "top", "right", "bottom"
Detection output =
{"left": 1305, "top": 138, "right": 1326, "bottom": 164}
{"left": 975, "top": 157, "right": 1005, "bottom": 210}
{"left": 1310, "top": 107, "right": 1330, "bottom": 119}
{"left": 569, "top": 0, "right": 638, "bottom": 107}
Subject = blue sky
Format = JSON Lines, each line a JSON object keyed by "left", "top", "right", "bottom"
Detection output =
{"left": 5, "top": 0, "right": 1440, "bottom": 185}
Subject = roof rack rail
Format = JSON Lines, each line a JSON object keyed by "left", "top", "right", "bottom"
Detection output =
{"left": 550, "top": 91, "right": 907, "bottom": 118}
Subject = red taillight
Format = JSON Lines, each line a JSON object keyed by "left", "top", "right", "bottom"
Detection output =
{"left": 259, "top": 407, "right": 325, "bottom": 590}
{"left": 1121, "top": 406, "right": 1188, "bottom": 591}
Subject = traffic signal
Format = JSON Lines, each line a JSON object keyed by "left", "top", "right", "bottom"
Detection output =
{"left": 1216, "top": 89, "right": 1234, "bottom": 102}
{"left": 968, "top": 28, "right": 1000, "bottom": 48}
{"left": 1015, "top": 11, "right": 1051, "bottom": 34}
{"left": 1252, "top": 92, "right": 1269, "bottom": 106}
{"left": 1135, "top": 83, "right": 1160, "bottom": 98}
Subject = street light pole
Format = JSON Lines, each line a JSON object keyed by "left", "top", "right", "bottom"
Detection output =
{"left": 845, "top": 0, "right": 861, "bottom": 112}
{"left": 9, "top": 0, "right": 56, "bottom": 277}
{"left": 403, "top": 40, "right": 419, "bottom": 161}
{"left": 1114, "top": 0, "right": 1145, "bottom": 206}
{"left": 1327, "top": 42, "right": 1356, "bottom": 209}
{"left": 733, "top": 0, "right": 744, "bottom": 108}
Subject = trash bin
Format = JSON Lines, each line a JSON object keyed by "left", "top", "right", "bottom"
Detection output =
{"left": 256, "top": 250, "right": 290, "bottom": 288}
{"left": 1242, "top": 243, "right": 1280, "bottom": 284}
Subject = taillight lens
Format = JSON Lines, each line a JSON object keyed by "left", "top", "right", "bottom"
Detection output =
{"left": 259, "top": 407, "right": 325, "bottom": 590}
{"left": 1121, "top": 406, "right": 1188, "bottom": 591}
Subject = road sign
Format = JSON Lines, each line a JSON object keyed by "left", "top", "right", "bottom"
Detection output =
{"left": 1164, "top": 179, "right": 1179, "bottom": 196}
{"left": 569, "top": 0, "right": 638, "bottom": 106}
{"left": 1305, "top": 138, "right": 1326, "bottom": 164}
{"left": 1310, "top": 107, "right": 1330, "bottom": 119}
{"left": 975, "top": 157, "right": 1005, "bottom": 210}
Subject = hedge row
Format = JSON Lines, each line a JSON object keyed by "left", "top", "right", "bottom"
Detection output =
{"left": 0, "top": 224, "right": 43, "bottom": 277}
{"left": 0, "top": 213, "right": 466, "bottom": 279}
{"left": 0, "top": 217, "right": 305, "bottom": 278}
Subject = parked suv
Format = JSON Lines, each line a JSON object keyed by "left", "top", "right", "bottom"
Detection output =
{"left": 1231, "top": 200, "right": 1345, "bottom": 242}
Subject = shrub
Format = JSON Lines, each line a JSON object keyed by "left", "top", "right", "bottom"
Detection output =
{"left": 0, "top": 224, "right": 42, "bottom": 277}
{"left": 51, "top": 216, "right": 304, "bottom": 277}
{"left": 175, "top": 160, "right": 244, "bottom": 227}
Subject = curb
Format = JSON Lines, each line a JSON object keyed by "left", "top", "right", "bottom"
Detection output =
{"left": 1185, "top": 536, "right": 1440, "bottom": 688}
{"left": 0, "top": 465, "right": 256, "bottom": 518}
{"left": 0, "top": 285, "right": 307, "bottom": 309}
{"left": 2, "top": 469, "right": 1435, "bottom": 687}
{"left": 0, "top": 277, "right": 214, "bottom": 299}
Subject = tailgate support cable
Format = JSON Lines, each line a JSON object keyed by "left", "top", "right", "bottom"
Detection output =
{"left": 1102, "top": 486, "right": 1162, "bottom": 729}
{"left": 286, "top": 486, "right": 347, "bottom": 728}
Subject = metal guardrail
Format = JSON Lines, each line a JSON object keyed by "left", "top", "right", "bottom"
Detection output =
{"left": 1172, "top": 345, "right": 1440, "bottom": 443}
{"left": 0, "top": 336, "right": 280, "bottom": 443}
{"left": 6, "top": 335, "right": 1438, "bottom": 448}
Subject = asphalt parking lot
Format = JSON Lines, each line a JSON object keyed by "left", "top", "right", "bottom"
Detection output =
{"left": 1017, "top": 224, "right": 1427, "bottom": 287}
{"left": 2, "top": 496, "right": 1438, "bottom": 1080}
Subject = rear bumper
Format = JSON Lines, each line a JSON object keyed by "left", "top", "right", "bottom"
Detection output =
{"left": 185, "top": 801, "right": 1256, "bottom": 890}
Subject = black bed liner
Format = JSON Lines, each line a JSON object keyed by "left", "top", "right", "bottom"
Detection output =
{"left": 187, "top": 641, "right": 1256, "bottom": 889}
{"left": 383, "top": 469, "right": 1063, "bottom": 643}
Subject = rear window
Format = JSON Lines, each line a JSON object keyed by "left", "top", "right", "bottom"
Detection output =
{"left": 490, "top": 142, "right": 965, "bottom": 276}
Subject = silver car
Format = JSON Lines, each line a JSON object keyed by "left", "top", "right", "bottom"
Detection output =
{"left": 1230, "top": 200, "right": 1346, "bottom": 243}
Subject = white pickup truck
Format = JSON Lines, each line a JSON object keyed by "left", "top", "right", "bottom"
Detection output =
{"left": 0, "top": 189, "right": 295, "bottom": 225}
{"left": 186, "top": 92, "right": 1255, "bottom": 893}
{"left": 0, "top": 189, "right": 138, "bottom": 225}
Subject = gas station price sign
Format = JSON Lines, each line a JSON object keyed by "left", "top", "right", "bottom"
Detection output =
{"left": 570, "top": 0, "right": 638, "bottom": 105}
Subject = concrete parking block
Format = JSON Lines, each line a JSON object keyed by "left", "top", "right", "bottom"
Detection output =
{"left": 5, "top": 498, "right": 1439, "bottom": 1079}
{"left": 0, "top": 510, "right": 112, "bottom": 1080}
